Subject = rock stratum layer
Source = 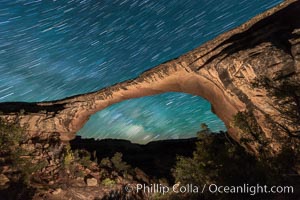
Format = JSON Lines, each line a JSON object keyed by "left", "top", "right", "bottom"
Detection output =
{"left": 0, "top": 0, "right": 299, "bottom": 156}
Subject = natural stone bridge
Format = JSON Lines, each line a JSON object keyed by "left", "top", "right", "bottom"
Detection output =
{"left": 0, "top": 0, "right": 299, "bottom": 156}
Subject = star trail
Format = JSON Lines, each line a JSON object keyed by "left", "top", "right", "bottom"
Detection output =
{"left": 0, "top": 0, "right": 282, "bottom": 143}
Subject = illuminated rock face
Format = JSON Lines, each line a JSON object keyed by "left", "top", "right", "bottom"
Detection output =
{"left": 0, "top": 0, "right": 299, "bottom": 156}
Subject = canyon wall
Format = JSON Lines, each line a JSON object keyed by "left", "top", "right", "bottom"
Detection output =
{"left": 0, "top": 0, "right": 299, "bottom": 156}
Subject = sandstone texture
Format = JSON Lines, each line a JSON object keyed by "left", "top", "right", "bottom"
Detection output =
{"left": 0, "top": 0, "right": 299, "bottom": 157}
{"left": 0, "top": 130, "right": 150, "bottom": 200}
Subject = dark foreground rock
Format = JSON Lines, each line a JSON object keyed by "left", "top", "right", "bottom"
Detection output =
{"left": 1, "top": 118, "right": 299, "bottom": 200}
{"left": 0, "top": 121, "right": 150, "bottom": 200}
{"left": 70, "top": 136, "right": 197, "bottom": 182}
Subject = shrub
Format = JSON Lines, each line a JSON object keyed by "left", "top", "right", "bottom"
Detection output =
{"left": 0, "top": 119, "right": 47, "bottom": 186}
{"left": 101, "top": 178, "right": 116, "bottom": 187}
{"left": 99, "top": 157, "right": 112, "bottom": 168}
{"left": 111, "top": 152, "right": 130, "bottom": 173}
{"left": 73, "top": 149, "right": 92, "bottom": 168}
{"left": 172, "top": 131, "right": 288, "bottom": 199}
{"left": 63, "top": 144, "right": 74, "bottom": 169}
{"left": 0, "top": 119, "right": 26, "bottom": 154}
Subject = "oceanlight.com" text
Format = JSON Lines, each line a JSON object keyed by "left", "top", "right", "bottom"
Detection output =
{"left": 125, "top": 183, "right": 294, "bottom": 196}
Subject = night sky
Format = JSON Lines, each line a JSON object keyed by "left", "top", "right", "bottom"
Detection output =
{"left": 0, "top": 0, "right": 282, "bottom": 143}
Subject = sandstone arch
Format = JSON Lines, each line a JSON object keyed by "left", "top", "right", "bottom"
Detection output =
{"left": 0, "top": 0, "right": 299, "bottom": 155}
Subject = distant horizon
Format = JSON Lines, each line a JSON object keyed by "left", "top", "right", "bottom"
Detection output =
{"left": 73, "top": 134, "right": 201, "bottom": 145}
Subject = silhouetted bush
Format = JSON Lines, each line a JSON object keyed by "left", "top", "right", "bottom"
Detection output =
{"left": 111, "top": 152, "right": 130, "bottom": 173}
{"left": 73, "top": 149, "right": 92, "bottom": 168}
{"left": 172, "top": 128, "right": 299, "bottom": 199}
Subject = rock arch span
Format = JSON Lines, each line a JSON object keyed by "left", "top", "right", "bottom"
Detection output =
{"left": 0, "top": 63, "right": 239, "bottom": 140}
{"left": 0, "top": 0, "right": 299, "bottom": 155}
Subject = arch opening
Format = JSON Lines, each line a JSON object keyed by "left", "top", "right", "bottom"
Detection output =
{"left": 77, "top": 92, "right": 226, "bottom": 144}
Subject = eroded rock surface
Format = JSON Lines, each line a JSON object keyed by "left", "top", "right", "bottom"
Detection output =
{"left": 0, "top": 0, "right": 299, "bottom": 156}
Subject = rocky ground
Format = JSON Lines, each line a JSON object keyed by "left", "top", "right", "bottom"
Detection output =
{"left": 1, "top": 119, "right": 299, "bottom": 200}
{"left": 0, "top": 118, "right": 198, "bottom": 200}
{"left": 70, "top": 136, "right": 197, "bottom": 182}
{"left": 0, "top": 129, "right": 153, "bottom": 200}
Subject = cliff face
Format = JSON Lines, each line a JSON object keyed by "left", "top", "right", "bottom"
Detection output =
{"left": 0, "top": 0, "right": 299, "bottom": 156}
